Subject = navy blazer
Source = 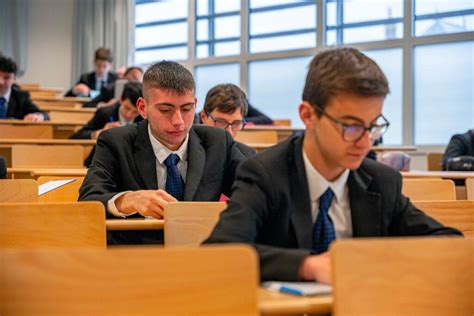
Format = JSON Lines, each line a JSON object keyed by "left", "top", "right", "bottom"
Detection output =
{"left": 6, "top": 85, "right": 49, "bottom": 120}
{"left": 205, "top": 135, "right": 462, "bottom": 281}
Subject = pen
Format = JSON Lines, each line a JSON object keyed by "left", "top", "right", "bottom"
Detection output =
{"left": 280, "top": 286, "right": 304, "bottom": 296}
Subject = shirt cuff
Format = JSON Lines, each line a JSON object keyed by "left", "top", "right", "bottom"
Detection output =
{"left": 107, "top": 191, "right": 137, "bottom": 218}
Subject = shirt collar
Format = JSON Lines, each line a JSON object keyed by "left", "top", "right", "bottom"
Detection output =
{"left": 147, "top": 124, "right": 188, "bottom": 165}
{"left": 2, "top": 87, "right": 12, "bottom": 103}
{"left": 302, "top": 148, "right": 350, "bottom": 203}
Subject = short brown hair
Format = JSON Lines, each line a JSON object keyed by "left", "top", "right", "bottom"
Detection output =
{"left": 94, "top": 47, "right": 113, "bottom": 63}
{"left": 143, "top": 60, "right": 195, "bottom": 98}
{"left": 203, "top": 84, "right": 248, "bottom": 117}
{"left": 302, "top": 47, "right": 389, "bottom": 112}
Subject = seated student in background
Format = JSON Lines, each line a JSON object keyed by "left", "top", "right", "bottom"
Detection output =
{"left": 0, "top": 156, "right": 6, "bottom": 179}
{"left": 198, "top": 83, "right": 256, "bottom": 157}
{"left": 79, "top": 61, "right": 248, "bottom": 245}
{"left": 65, "top": 47, "right": 117, "bottom": 97}
{"left": 82, "top": 66, "right": 143, "bottom": 108}
{"left": 246, "top": 103, "right": 273, "bottom": 125}
{"left": 442, "top": 129, "right": 474, "bottom": 170}
{"left": 205, "top": 47, "right": 461, "bottom": 283}
{"left": 70, "top": 81, "right": 143, "bottom": 167}
{"left": 0, "top": 55, "right": 48, "bottom": 121}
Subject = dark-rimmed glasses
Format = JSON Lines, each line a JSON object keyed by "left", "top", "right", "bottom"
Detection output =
{"left": 312, "top": 104, "right": 390, "bottom": 142}
{"left": 206, "top": 112, "right": 245, "bottom": 131}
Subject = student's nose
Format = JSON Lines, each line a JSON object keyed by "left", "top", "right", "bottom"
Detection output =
{"left": 226, "top": 125, "right": 236, "bottom": 137}
{"left": 171, "top": 110, "right": 184, "bottom": 126}
{"left": 355, "top": 130, "right": 373, "bottom": 149}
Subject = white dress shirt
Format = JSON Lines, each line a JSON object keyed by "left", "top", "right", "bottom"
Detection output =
{"left": 302, "top": 149, "right": 353, "bottom": 239}
{"left": 107, "top": 124, "right": 189, "bottom": 217}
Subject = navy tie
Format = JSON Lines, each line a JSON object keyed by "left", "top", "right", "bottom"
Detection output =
{"left": 0, "top": 97, "right": 6, "bottom": 118}
{"left": 312, "top": 188, "right": 335, "bottom": 254}
{"left": 164, "top": 154, "right": 184, "bottom": 201}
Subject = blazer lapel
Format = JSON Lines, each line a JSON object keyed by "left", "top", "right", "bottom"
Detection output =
{"left": 183, "top": 128, "right": 205, "bottom": 201}
{"left": 133, "top": 121, "right": 158, "bottom": 190}
{"left": 6, "top": 90, "right": 18, "bottom": 118}
{"left": 348, "top": 166, "right": 382, "bottom": 236}
{"left": 289, "top": 136, "right": 314, "bottom": 249}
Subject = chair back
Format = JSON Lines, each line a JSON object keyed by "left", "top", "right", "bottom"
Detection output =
{"left": 11, "top": 145, "right": 83, "bottom": 168}
{"left": 332, "top": 237, "right": 473, "bottom": 316}
{"left": 413, "top": 200, "right": 474, "bottom": 237}
{"left": 427, "top": 152, "right": 444, "bottom": 171}
{"left": 164, "top": 202, "right": 227, "bottom": 247}
{"left": 0, "top": 179, "right": 38, "bottom": 202}
{"left": 0, "top": 202, "right": 106, "bottom": 248}
{"left": 466, "top": 178, "right": 474, "bottom": 200}
{"left": 402, "top": 178, "right": 456, "bottom": 200}
{"left": 0, "top": 245, "right": 259, "bottom": 316}
{"left": 37, "top": 176, "right": 84, "bottom": 202}
{"left": 235, "top": 130, "right": 278, "bottom": 144}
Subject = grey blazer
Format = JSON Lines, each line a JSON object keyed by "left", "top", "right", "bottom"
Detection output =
{"left": 205, "top": 135, "right": 462, "bottom": 281}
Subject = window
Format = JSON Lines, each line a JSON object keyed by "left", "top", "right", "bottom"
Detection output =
{"left": 326, "top": 0, "right": 403, "bottom": 45}
{"left": 414, "top": 41, "right": 474, "bottom": 145}
{"left": 196, "top": 0, "right": 241, "bottom": 58}
{"left": 363, "top": 48, "right": 403, "bottom": 145}
{"left": 414, "top": 0, "right": 474, "bottom": 37}
{"left": 195, "top": 63, "right": 240, "bottom": 112}
{"left": 135, "top": 0, "right": 188, "bottom": 64}
{"left": 248, "top": 56, "right": 313, "bottom": 127}
{"left": 249, "top": 1, "right": 317, "bottom": 53}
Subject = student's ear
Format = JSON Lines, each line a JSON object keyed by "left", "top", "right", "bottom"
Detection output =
{"left": 136, "top": 97, "right": 147, "bottom": 119}
{"left": 299, "top": 101, "right": 317, "bottom": 129}
{"left": 200, "top": 110, "right": 208, "bottom": 124}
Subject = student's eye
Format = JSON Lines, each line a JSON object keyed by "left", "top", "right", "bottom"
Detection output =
{"left": 181, "top": 107, "right": 193, "bottom": 113}
{"left": 159, "top": 109, "right": 171, "bottom": 114}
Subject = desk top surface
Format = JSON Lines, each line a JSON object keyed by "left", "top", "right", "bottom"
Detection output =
{"left": 0, "top": 139, "right": 95, "bottom": 145}
{"left": 0, "top": 119, "right": 86, "bottom": 126}
{"left": 402, "top": 170, "right": 474, "bottom": 179}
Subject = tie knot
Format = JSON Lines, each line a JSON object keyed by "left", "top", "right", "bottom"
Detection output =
{"left": 319, "top": 188, "right": 334, "bottom": 212}
{"left": 164, "top": 154, "right": 180, "bottom": 167}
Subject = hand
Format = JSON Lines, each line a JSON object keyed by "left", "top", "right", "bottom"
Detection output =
{"left": 298, "top": 252, "right": 332, "bottom": 284}
{"left": 115, "top": 189, "right": 178, "bottom": 219}
{"left": 92, "top": 122, "right": 120, "bottom": 139}
{"left": 73, "top": 83, "right": 91, "bottom": 96}
{"left": 23, "top": 113, "right": 43, "bottom": 122}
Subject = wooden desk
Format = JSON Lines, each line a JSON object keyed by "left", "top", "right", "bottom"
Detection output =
{"left": 0, "top": 139, "right": 95, "bottom": 167}
{"left": 401, "top": 171, "right": 474, "bottom": 180}
{"left": 7, "top": 168, "right": 87, "bottom": 179}
{"left": 106, "top": 219, "right": 164, "bottom": 231}
{"left": 0, "top": 119, "right": 86, "bottom": 139}
{"left": 245, "top": 126, "right": 304, "bottom": 142}
{"left": 372, "top": 145, "right": 417, "bottom": 152}
{"left": 258, "top": 288, "right": 332, "bottom": 315}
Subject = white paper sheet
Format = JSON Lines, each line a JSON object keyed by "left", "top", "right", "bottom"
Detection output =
{"left": 38, "top": 179, "right": 76, "bottom": 196}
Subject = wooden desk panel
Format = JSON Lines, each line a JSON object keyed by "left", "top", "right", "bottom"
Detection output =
{"left": 106, "top": 219, "right": 164, "bottom": 231}
{"left": 7, "top": 168, "right": 87, "bottom": 179}
{"left": 402, "top": 171, "right": 474, "bottom": 180}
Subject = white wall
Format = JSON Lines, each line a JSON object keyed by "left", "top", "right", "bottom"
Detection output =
{"left": 19, "top": 0, "right": 74, "bottom": 92}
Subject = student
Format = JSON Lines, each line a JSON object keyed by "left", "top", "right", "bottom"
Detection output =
{"left": 442, "top": 129, "right": 474, "bottom": 170}
{"left": 0, "top": 55, "right": 48, "bottom": 121}
{"left": 82, "top": 66, "right": 143, "bottom": 108}
{"left": 205, "top": 48, "right": 462, "bottom": 283}
{"left": 0, "top": 156, "right": 6, "bottom": 179}
{"left": 79, "top": 61, "right": 248, "bottom": 244}
{"left": 65, "top": 47, "right": 117, "bottom": 97}
{"left": 199, "top": 83, "right": 256, "bottom": 157}
{"left": 70, "top": 81, "right": 143, "bottom": 166}
{"left": 246, "top": 103, "right": 273, "bottom": 125}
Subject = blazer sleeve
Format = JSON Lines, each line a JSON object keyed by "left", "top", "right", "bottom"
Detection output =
{"left": 70, "top": 108, "right": 108, "bottom": 139}
{"left": 442, "top": 133, "right": 469, "bottom": 170}
{"left": 246, "top": 104, "right": 273, "bottom": 125}
{"left": 78, "top": 131, "right": 123, "bottom": 212}
{"left": 22, "top": 92, "right": 50, "bottom": 120}
{"left": 82, "top": 84, "right": 115, "bottom": 108}
{"left": 206, "top": 158, "right": 310, "bottom": 281}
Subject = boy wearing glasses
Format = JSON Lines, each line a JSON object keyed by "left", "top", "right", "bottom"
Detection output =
{"left": 199, "top": 83, "right": 256, "bottom": 157}
{"left": 205, "top": 48, "right": 461, "bottom": 283}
